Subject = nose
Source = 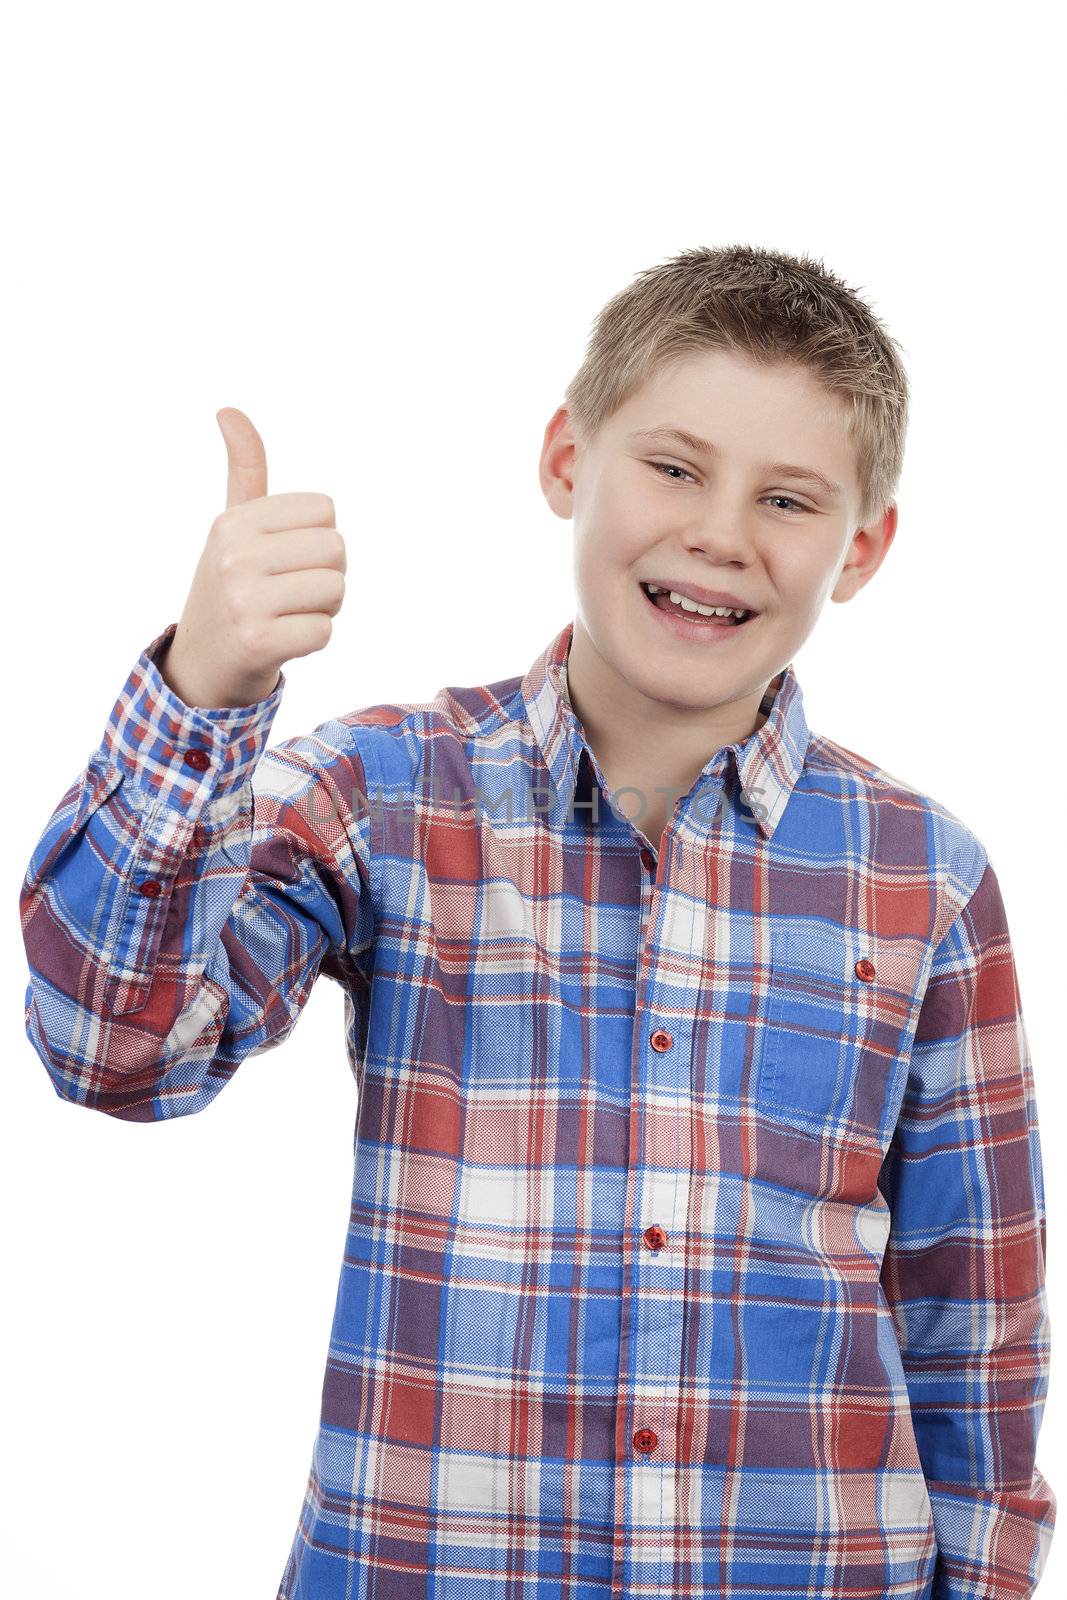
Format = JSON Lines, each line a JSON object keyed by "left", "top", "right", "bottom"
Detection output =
{"left": 679, "top": 511, "right": 756, "bottom": 568}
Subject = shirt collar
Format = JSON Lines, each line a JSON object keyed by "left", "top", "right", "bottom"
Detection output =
{"left": 520, "top": 619, "right": 811, "bottom": 841}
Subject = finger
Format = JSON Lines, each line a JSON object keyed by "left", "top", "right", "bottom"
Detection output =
{"left": 264, "top": 612, "right": 334, "bottom": 662}
{"left": 263, "top": 567, "right": 346, "bottom": 617}
{"left": 257, "top": 526, "right": 346, "bottom": 576}
{"left": 217, "top": 491, "right": 336, "bottom": 535}
{"left": 217, "top": 407, "right": 268, "bottom": 507}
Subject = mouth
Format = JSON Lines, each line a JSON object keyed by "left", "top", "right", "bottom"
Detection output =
{"left": 638, "top": 580, "right": 759, "bottom": 630}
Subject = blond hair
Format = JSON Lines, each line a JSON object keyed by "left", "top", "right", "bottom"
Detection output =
{"left": 562, "top": 244, "right": 909, "bottom": 527}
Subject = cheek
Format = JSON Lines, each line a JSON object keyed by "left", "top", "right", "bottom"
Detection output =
{"left": 575, "top": 496, "right": 650, "bottom": 576}
{"left": 769, "top": 547, "right": 838, "bottom": 607}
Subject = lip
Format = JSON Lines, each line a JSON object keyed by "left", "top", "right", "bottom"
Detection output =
{"left": 638, "top": 580, "right": 759, "bottom": 643}
{"left": 639, "top": 578, "right": 758, "bottom": 613}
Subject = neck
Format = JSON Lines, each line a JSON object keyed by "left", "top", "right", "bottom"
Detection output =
{"left": 563, "top": 619, "right": 772, "bottom": 829}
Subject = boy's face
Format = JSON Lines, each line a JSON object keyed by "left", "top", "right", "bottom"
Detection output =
{"left": 539, "top": 348, "right": 896, "bottom": 720}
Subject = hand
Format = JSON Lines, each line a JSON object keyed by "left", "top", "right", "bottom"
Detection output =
{"left": 159, "top": 408, "right": 346, "bottom": 709}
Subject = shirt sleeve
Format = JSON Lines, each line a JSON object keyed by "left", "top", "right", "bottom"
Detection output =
{"left": 878, "top": 854, "right": 1056, "bottom": 1599}
{"left": 20, "top": 621, "right": 376, "bottom": 1122}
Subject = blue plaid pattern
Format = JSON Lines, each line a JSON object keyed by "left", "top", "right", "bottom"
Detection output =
{"left": 21, "top": 617, "right": 1054, "bottom": 1598}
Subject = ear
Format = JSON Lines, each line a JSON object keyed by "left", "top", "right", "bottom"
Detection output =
{"left": 830, "top": 503, "right": 898, "bottom": 603}
{"left": 538, "top": 406, "right": 580, "bottom": 519}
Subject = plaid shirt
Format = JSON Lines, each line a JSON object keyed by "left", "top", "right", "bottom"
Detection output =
{"left": 21, "top": 617, "right": 1055, "bottom": 1599}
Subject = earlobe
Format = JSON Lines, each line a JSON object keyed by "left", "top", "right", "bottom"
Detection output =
{"left": 829, "top": 563, "right": 867, "bottom": 605}
{"left": 538, "top": 451, "right": 574, "bottom": 520}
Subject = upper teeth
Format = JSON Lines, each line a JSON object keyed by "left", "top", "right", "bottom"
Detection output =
{"left": 645, "top": 584, "right": 748, "bottom": 619}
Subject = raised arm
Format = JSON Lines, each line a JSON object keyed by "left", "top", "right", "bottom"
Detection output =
{"left": 20, "top": 622, "right": 375, "bottom": 1120}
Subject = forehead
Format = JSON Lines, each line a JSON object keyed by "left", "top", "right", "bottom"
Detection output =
{"left": 605, "top": 348, "right": 856, "bottom": 488}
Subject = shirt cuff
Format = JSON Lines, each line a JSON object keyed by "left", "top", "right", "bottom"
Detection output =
{"left": 98, "top": 621, "right": 286, "bottom": 814}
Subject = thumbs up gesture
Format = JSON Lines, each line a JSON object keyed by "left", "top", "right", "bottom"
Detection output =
{"left": 158, "top": 408, "right": 347, "bottom": 709}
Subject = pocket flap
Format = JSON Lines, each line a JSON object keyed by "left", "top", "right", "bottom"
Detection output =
{"left": 756, "top": 921, "right": 927, "bottom": 1143}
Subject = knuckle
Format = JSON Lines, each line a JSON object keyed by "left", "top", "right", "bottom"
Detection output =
{"left": 236, "top": 622, "right": 262, "bottom": 660}
{"left": 216, "top": 545, "right": 241, "bottom": 580}
{"left": 225, "top": 584, "right": 252, "bottom": 622}
{"left": 211, "top": 508, "right": 239, "bottom": 541}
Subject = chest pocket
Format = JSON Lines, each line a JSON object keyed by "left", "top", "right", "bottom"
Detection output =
{"left": 755, "top": 922, "right": 926, "bottom": 1146}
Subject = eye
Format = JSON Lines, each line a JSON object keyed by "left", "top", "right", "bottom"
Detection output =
{"left": 649, "top": 460, "right": 697, "bottom": 484}
{"left": 649, "top": 463, "right": 814, "bottom": 513}
{"left": 766, "top": 495, "right": 811, "bottom": 515}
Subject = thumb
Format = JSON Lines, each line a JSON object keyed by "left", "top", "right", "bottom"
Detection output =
{"left": 216, "top": 407, "right": 268, "bottom": 507}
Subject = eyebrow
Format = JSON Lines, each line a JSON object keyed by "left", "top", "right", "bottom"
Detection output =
{"left": 626, "top": 425, "right": 843, "bottom": 499}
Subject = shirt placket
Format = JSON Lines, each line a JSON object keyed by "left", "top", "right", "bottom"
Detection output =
{"left": 610, "top": 775, "right": 725, "bottom": 1600}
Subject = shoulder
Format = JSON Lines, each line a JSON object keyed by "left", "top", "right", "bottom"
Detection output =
{"left": 293, "top": 665, "right": 529, "bottom": 793}
{"left": 803, "top": 730, "right": 990, "bottom": 937}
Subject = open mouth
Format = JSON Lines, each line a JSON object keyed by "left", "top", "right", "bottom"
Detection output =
{"left": 638, "top": 581, "right": 757, "bottom": 627}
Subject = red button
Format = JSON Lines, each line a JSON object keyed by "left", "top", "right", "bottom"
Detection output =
{"left": 650, "top": 1029, "right": 673, "bottom": 1052}
{"left": 643, "top": 1224, "right": 667, "bottom": 1251}
{"left": 639, "top": 848, "right": 655, "bottom": 872}
{"left": 633, "top": 1427, "right": 658, "bottom": 1455}
{"left": 855, "top": 957, "right": 876, "bottom": 982}
{"left": 183, "top": 748, "right": 211, "bottom": 771}
{"left": 136, "top": 879, "right": 162, "bottom": 898}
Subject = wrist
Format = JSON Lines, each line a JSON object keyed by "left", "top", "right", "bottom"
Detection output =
{"left": 157, "top": 637, "right": 278, "bottom": 710}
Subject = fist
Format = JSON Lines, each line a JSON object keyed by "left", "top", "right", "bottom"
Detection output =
{"left": 159, "top": 408, "right": 347, "bottom": 709}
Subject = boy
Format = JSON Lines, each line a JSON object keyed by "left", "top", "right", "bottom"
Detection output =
{"left": 20, "top": 244, "right": 1055, "bottom": 1599}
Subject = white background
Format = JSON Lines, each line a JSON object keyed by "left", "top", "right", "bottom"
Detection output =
{"left": 4, "top": 2, "right": 1063, "bottom": 1594}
